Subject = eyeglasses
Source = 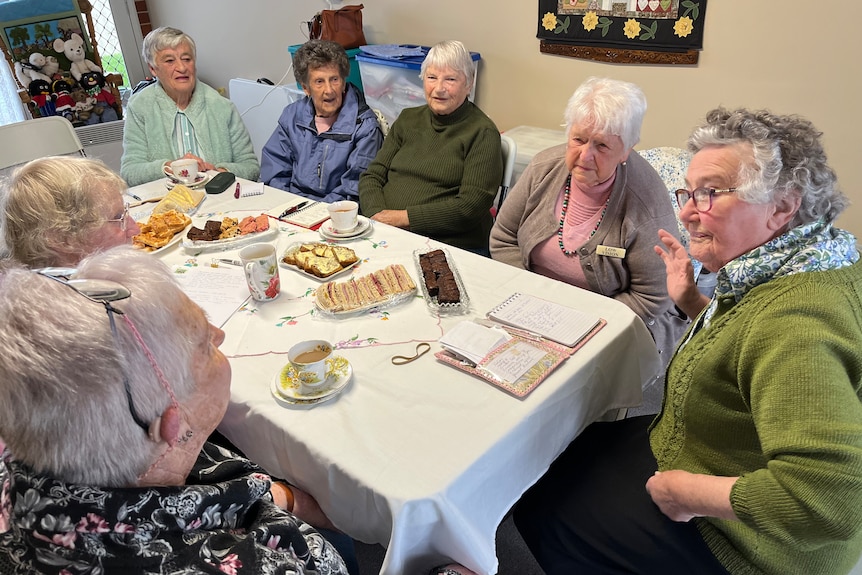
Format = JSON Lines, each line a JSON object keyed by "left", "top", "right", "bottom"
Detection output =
{"left": 104, "top": 204, "right": 131, "bottom": 231}
{"left": 36, "top": 270, "right": 150, "bottom": 433}
{"left": 675, "top": 187, "right": 737, "bottom": 212}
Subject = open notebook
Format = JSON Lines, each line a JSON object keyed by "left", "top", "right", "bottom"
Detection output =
{"left": 267, "top": 200, "right": 330, "bottom": 229}
{"left": 486, "top": 292, "right": 603, "bottom": 347}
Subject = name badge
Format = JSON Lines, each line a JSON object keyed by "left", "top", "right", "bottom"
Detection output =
{"left": 597, "top": 245, "right": 626, "bottom": 259}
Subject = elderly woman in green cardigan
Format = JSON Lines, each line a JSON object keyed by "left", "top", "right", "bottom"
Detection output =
{"left": 359, "top": 40, "right": 502, "bottom": 256}
{"left": 514, "top": 108, "right": 862, "bottom": 575}
{"left": 121, "top": 27, "right": 259, "bottom": 186}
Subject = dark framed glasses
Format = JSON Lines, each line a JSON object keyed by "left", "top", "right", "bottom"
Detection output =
{"left": 675, "top": 187, "right": 737, "bottom": 212}
{"left": 36, "top": 269, "right": 149, "bottom": 433}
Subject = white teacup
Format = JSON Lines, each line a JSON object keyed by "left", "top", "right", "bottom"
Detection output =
{"left": 327, "top": 200, "right": 359, "bottom": 233}
{"left": 239, "top": 243, "right": 280, "bottom": 301}
{"left": 288, "top": 339, "right": 333, "bottom": 394}
{"left": 169, "top": 159, "right": 199, "bottom": 184}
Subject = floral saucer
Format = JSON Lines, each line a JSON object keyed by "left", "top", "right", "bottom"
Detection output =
{"left": 270, "top": 355, "right": 352, "bottom": 405}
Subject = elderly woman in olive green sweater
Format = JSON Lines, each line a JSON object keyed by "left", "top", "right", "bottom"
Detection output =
{"left": 358, "top": 40, "right": 502, "bottom": 255}
{"left": 514, "top": 108, "right": 862, "bottom": 575}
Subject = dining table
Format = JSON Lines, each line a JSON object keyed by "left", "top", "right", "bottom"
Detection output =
{"left": 129, "top": 175, "right": 662, "bottom": 575}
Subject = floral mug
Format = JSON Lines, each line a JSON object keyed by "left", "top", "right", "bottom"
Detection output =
{"left": 239, "top": 243, "right": 280, "bottom": 301}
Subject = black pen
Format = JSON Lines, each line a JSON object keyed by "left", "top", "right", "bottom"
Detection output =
{"left": 279, "top": 201, "right": 309, "bottom": 219}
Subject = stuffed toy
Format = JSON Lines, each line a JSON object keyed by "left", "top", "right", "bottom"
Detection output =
{"left": 53, "top": 33, "right": 101, "bottom": 81}
{"left": 71, "top": 86, "right": 97, "bottom": 125}
{"left": 52, "top": 79, "right": 76, "bottom": 122}
{"left": 80, "top": 72, "right": 119, "bottom": 122}
{"left": 28, "top": 79, "right": 56, "bottom": 118}
{"left": 41, "top": 55, "right": 61, "bottom": 81}
{"left": 14, "top": 52, "right": 51, "bottom": 87}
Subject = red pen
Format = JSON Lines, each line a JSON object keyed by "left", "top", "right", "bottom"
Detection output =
{"left": 233, "top": 182, "right": 241, "bottom": 199}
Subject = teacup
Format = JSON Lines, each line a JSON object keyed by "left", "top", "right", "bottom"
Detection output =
{"left": 169, "top": 159, "right": 199, "bottom": 184}
{"left": 239, "top": 243, "right": 280, "bottom": 301}
{"left": 288, "top": 339, "right": 333, "bottom": 394}
{"left": 327, "top": 200, "right": 359, "bottom": 233}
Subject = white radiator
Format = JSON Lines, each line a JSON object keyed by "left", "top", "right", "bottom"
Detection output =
{"left": 75, "top": 119, "right": 124, "bottom": 173}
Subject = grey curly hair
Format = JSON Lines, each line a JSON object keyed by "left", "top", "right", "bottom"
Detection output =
{"left": 293, "top": 39, "right": 350, "bottom": 87}
{"left": 687, "top": 107, "right": 848, "bottom": 226}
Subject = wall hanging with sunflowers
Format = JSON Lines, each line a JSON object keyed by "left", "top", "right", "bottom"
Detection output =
{"left": 538, "top": 0, "right": 707, "bottom": 65}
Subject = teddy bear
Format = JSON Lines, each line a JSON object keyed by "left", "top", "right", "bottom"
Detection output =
{"left": 80, "top": 71, "right": 119, "bottom": 122}
{"left": 14, "top": 52, "right": 52, "bottom": 87}
{"left": 70, "top": 86, "right": 97, "bottom": 125}
{"left": 28, "top": 79, "right": 56, "bottom": 118}
{"left": 53, "top": 33, "right": 101, "bottom": 81}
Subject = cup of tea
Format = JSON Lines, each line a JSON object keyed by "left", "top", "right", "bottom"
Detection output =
{"left": 239, "top": 243, "right": 280, "bottom": 301}
{"left": 288, "top": 339, "right": 333, "bottom": 394}
{"left": 169, "top": 158, "right": 199, "bottom": 184}
{"left": 327, "top": 200, "right": 359, "bottom": 233}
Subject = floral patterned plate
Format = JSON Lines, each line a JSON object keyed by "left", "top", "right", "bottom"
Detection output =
{"left": 270, "top": 355, "right": 352, "bottom": 406}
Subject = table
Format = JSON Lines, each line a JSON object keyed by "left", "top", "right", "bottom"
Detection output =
{"left": 131, "top": 177, "right": 661, "bottom": 575}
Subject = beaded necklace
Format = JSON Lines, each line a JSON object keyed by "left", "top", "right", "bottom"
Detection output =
{"left": 557, "top": 174, "right": 611, "bottom": 256}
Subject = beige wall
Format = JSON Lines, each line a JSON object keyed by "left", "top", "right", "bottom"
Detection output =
{"left": 147, "top": 0, "right": 862, "bottom": 237}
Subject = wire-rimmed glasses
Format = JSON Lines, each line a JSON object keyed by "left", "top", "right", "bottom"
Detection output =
{"left": 104, "top": 203, "right": 131, "bottom": 231}
{"left": 675, "top": 187, "right": 737, "bottom": 212}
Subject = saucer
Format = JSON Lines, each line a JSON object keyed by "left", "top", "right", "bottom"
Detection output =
{"left": 165, "top": 172, "right": 211, "bottom": 189}
{"left": 319, "top": 216, "right": 371, "bottom": 240}
{"left": 271, "top": 355, "right": 352, "bottom": 405}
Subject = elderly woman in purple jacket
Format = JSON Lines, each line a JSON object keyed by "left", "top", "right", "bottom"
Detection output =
{"left": 260, "top": 40, "right": 383, "bottom": 203}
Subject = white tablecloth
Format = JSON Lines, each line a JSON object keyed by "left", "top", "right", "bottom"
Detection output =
{"left": 132, "top": 177, "right": 661, "bottom": 575}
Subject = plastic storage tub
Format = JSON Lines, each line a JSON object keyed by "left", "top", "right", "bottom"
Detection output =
{"left": 288, "top": 44, "right": 364, "bottom": 91}
{"left": 356, "top": 46, "right": 480, "bottom": 127}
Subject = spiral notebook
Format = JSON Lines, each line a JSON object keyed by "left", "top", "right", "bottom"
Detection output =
{"left": 486, "top": 292, "right": 603, "bottom": 347}
{"left": 267, "top": 201, "right": 331, "bottom": 229}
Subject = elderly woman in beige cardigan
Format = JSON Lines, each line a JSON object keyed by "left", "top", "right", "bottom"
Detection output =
{"left": 490, "top": 77, "right": 685, "bottom": 368}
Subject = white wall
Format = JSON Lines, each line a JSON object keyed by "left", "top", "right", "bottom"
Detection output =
{"left": 145, "top": 0, "right": 862, "bottom": 238}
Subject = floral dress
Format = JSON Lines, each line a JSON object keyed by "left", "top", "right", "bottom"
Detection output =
{"left": 0, "top": 442, "right": 347, "bottom": 575}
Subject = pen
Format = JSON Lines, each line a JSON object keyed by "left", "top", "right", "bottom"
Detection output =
{"left": 279, "top": 201, "right": 309, "bottom": 219}
{"left": 233, "top": 182, "right": 241, "bottom": 199}
{"left": 128, "top": 193, "right": 142, "bottom": 201}
{"left": 212, "top": 258, "right": 242, "bottom": 267}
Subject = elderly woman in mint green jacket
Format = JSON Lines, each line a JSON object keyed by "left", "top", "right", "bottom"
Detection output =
{"left": 121, "top": 27, "right": 258, "bottom": 186}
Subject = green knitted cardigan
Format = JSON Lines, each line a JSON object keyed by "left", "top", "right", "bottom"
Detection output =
{"left": 650, "top": 261, "right": 862, "bottom": 575}
{"left": 358, "top": 100, "right": 502, "bottom": 250}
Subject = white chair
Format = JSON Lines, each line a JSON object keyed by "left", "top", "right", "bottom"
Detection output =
{"left": 494, "top": 134, "right": 517, "bottom": 214}
{"left": 0, "top": 116, "right": 85, "bottom": 172}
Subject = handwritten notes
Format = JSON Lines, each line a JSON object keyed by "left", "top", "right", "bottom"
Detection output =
{"left": 172, "top": 264, "right": 250, "bottom": 327}
{"left": 487, "top": 292, "right": 602, "bottom": 347}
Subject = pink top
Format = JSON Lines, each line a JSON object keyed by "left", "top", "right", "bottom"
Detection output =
{"left": 531, "top": 175, "right": 614, "bottom": 287}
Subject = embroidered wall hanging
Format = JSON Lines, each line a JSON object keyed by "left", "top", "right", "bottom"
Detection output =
{"left": 537, "top": 0, "right": 707, "bottom": 65}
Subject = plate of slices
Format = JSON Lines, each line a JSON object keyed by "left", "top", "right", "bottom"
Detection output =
{"left": 270, "top": 355, "right": 353, "bottom": 406}
{"left": 413, "top": 248, "right": 470, "bottom": 315}
{"left": 182, "top": 213, "right": 276, "bottom": 252}
{"left": 315, "top": 263, "right": 417, "bottom": 315}
{"left": 280, "top": 242, "right": 360, "bottom": 281}
{"left": 132, "top": 210, "right": 192, "bottom": 253}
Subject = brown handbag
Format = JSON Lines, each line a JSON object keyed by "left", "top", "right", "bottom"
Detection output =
{"left": 309, "top": 4, "right": 367, "bottom": 50}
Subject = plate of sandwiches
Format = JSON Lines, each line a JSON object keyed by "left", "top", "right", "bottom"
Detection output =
{"left": 280, "top": 242, "right": 360, "bottom": 281}
{"left": 132, "top": 210, "right": 192, "bottom": 253}
{"left": 315, "top": 264, "right": 417, "bottom": 315}
{"left": 182, "top": 213, "right": 276, "bottom": 252}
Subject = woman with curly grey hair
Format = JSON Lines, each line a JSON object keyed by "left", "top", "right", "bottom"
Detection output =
{"left": 261, "top": 39, "right": 383, "bottom": 203}
{"left": 514, "top": 108, "right": 862, "bottom": 575}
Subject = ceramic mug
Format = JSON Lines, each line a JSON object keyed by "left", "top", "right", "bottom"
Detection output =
{"left": 288, "top": 339, "right": 333, "bottom": 394}
{"left": 169, "top": 158, "right": 198, "bottom": 184}
{"left": 239, "top": 243, "right": 280, "bottom": 301}
{"left": 327, "top": 200, "right": 359, "bottom": 233}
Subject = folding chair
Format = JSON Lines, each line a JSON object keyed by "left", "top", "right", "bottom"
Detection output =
{"left": 494, "top": 134, "right": 517, "bottom": 215}
{"left": 0, "top": 116, "right": 85, "bottom": 172}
